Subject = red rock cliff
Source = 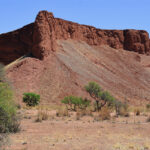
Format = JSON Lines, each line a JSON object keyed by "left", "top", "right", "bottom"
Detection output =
{"left": 0, "top": 23, "right": 33, "bottom": 64}
{"left": 0, "top": 10, "right": 150, "bottom": 64}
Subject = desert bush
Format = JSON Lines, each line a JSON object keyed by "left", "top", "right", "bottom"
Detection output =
{"left": 61, "top": 96, "right": 91, "bottom": 111}
{"left": 81, "top": 98, "right": 91, "bottom": 109}
{"left": 118, "top": 107, "right": 130, "bottom": 117}
{"left": 56, "top": 107, "right": 70, "bottom": 117}
{"left": 114, "top": 100, "right": 129, "bottom": 117}
{"left": 35, "top": 109, "right": 49, "bottom": 122}
{"left": 93, "top": 107, "right": 111, "bottom": 121}
{"left": 76, "top": 109, "right": 93, "bottom": 120}
{"left": 98, "top": 107, "right": 111, "bottom": 120}
{"left": 23, "top": 92, "right": 40, "bottom": 107}
{"left": 0, "top": 64, "right": 20, "bottom": 150}
{"left": 0, "top": 82, "right": 20, "bottom": 133}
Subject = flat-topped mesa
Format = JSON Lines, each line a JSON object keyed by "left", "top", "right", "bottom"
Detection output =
{"left": 0, "top": 10, "right": 150, "bottom": 64}
{"left": 33, "top": 11, "right": 150, "bottom": 59}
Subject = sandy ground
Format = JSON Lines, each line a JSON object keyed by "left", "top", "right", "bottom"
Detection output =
{"left": 5, "top": 109, "right": 150, "bottom": 150}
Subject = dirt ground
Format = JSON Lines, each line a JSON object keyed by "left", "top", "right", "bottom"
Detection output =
{"left": 5, "top": 108, "right": 150, "bottom": 150}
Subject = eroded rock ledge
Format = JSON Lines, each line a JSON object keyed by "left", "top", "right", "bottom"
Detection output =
{"left": 0, "top": 10, "right": 150, "bottom": 64}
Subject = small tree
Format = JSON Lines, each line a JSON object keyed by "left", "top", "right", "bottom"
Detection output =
{"left": 71, "top": 96, "right": 82, "bottom": 111}
{"left": 61, "top": 96, "right": 74, "bottom": 110}
{"left": 85, "top": 82, "right": 116, "bottom": 111}
{"left": 85, "top": 82, "right": 102, "bottom": 111}
{"left": 23, "top": 93, "right": 40, "bottom": 107}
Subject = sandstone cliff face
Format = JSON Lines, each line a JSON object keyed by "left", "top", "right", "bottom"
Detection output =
{"left": 32, "top": 11, "right": 56, "bottom": 59}
{"left": 0, "top": 23, "right": 33, "bottom": 64}
{"left": 0, "top": 11, "right": 150, "bottom": 64}
{"left": 124, "top": 30, "right": 150, "bottom": 54}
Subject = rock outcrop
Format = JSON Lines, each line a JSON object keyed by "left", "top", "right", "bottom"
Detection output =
{"left": 0, "top": 10, "right": 150, "bottom": 64}
{"left": 32, "top": 11, "right": 56, "bottom": 59}
{"left": 0, "top": 23, "right": 33, "bottom": 64}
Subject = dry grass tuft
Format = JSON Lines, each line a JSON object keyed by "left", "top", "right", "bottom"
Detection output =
{"left": 35, "top": 109, "right": 49, "bottom": 122}
{"left": 94, "top": 107, "right": 111, "bottom": 121}
{"left": 99, "top": 107, "right": 111, "bottom": 120}
{"left": 56, "top": 107, "right": 70, "bottom": 117}
{"left": 75, "top": 109, "right": 93, "bottom": 120}
{"left": 118, "top": 107, "right": 130, "bottom": 117}
{"left": 76, "top": 111, "right": 81, "bottom": 120}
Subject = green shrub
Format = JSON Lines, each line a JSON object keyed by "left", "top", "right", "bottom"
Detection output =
{"left": 0, "top": 82, "right": 20, "bottom": 133}
{"left": 61, "top": 96, "right": 73, "bottom": 110}
{"left": 61, "top": 96, "right": 91, "bottom": 111}
{"left": 23, "top": 93, "right": 40, "bottom": 107}
{"left": 81, "top": 98, "right": 91, "bottom": 109}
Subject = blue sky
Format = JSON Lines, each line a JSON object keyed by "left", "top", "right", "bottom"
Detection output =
{"left": 0, "top": 0, "right": 150, "bottom": 34}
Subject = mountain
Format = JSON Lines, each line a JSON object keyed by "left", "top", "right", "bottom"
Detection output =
{"left": 0, "top": 11, "right": 150, "bottom": 104}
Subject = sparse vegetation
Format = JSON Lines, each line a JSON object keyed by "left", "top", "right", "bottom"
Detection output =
{"left": 56, "top": 107, "right": 70, "bottom": 117}
{"left": 75, "top": 108, "right": 93, "bottom": 120}
{"left": 98, "top": 106, "right": 111, "bottom": 120}
{"left": 85, "top": 82, "right": 116, "bottom": 112}
{"left": 0, "top": 64, "right": 20, "bottom": 149}
{"left": 35, "top": 109, "right": 49, "bottom": 122}
{"left": 61, "top": 96, "right": 91, "bottom": 111}
{"left": 61, "top": 82, "right": 131, "bottom": 120}
{"left": 0, "top": 74, "right": 20, "bottom": 133}
{"left": 23, "top": 92, "right": 40, "bottom": 107}
{"left": 93, "top": 106, "right": 111, "bottom": 121}
{"left": 113, "top": 100, "right": 129, "bottom": 117}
